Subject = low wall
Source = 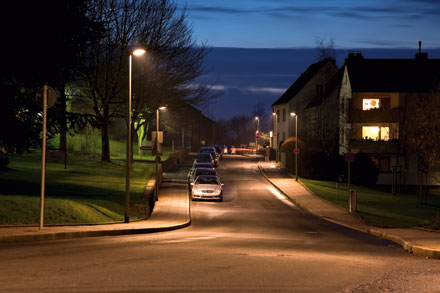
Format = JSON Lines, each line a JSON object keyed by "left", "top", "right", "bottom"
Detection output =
{"left": 162, "top": 149, "right": 189, "bottom": 172}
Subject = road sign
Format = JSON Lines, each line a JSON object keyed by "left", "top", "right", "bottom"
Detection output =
{"left": 35, "top": 86, "right": 57, "bottom": 108}
{"left": 345, "top": 152, "right": 354, "bottom": 163}
{"left": 293, "top": 148, "right": 300, "bottom": 155}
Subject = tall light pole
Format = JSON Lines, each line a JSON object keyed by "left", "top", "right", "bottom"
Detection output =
{"left": 272, "top": 112, "right": 278, "bottom": 162}
{"left": 291, "top": 112, "right": 298, "bottom": 181}
{"left": 255, "top": 116, "right": 259, "bottom": 152}
{"left": 125, "top": 48, "right": 146, "bottom": 223}
{"left": 155, "top": 105, "right": 167, "bottom": 201}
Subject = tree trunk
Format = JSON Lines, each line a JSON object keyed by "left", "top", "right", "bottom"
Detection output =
{"left": 59, "top": 89, "right": 67, "bottom": 152}
{"left": 101, "top": 121, "right": 111, "bottom": 162}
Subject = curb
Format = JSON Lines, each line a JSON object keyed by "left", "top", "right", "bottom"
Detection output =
{"left": 257, "top": 162, "right": 440, "bottom": 259}
{"left": 0, "top": 178, "right": 192, "bottom": 244}
{"left": 0, "top": 220, "right": 191, "bottom": 244}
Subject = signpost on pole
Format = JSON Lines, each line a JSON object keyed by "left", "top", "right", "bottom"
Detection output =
{"left": 344, "top": 152, "right": 355, "bottom": 211}
{"left": 35, "top": 85, "right": 57, "bottom": 230}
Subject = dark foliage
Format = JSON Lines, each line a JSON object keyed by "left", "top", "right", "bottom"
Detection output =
{"left": 0, "top": 153, "right": 10, "bottom": 169}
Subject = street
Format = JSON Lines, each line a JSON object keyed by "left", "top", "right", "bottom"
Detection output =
{"left": 1, "top": 156, "right": 440, "bottom": 292}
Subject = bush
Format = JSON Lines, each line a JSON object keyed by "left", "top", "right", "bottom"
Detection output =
{"left": 0, "top": 153, "right": 10, "bottom": 169}
{"left": 350, "top": 152, "right": 379, "bottom": 186}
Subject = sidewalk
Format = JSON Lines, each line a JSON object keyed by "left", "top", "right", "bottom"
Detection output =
{"left": 0, "top": 167, "right": 191, "bottom": 244}
{"left": 258, "top": 161, "right": 440, "bottom": 259}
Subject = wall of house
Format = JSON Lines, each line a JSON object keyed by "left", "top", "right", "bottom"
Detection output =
{"left": 287, "top": 61, "right": 338, "bottom": 147}
{"left": 339, "top": 66, "right": 352, "bottom": 155}
{"left": 272, "top": 104, "right": 289, "bottom": 149}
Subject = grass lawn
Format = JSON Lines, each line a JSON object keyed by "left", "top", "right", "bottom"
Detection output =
{"left": 298, "top": 177, "right": 440, "bottom": 229}
{"left": 0, "top": 152, "right": 155, "bottom": 225}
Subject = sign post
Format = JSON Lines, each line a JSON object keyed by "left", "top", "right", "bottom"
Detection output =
{"left": 345, "top": 152, "right": 355, "bottom": 211}
{"left": 35, "top": 85, "right": 57, "bottom": 230}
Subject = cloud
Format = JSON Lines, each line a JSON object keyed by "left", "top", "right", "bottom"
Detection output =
{"left": 208, "top": 84, "right": 286, "bottom": 95}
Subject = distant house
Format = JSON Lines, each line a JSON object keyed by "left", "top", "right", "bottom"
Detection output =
{"left": 166, "top": 105, "right": 218, "bottom": 152}
{"left": 272, "top": 58, "right": 339, "bottom": 150}
{"left": 273, "top": 44, "right": 440, "bottom": 186}
{"left": 339, "top": 48, "right": 440, "bottom": 185}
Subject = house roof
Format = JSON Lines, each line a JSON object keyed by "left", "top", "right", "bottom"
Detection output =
{"left": 272, "top": 59, "right": 335, "bottom": 107}
{"left": 346, "top": 53, "right": 440, "bottom": 93}
{"left": 305, "top": 67, "right": 344, "bottom": 109}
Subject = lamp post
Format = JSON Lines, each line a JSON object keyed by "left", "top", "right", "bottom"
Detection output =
{"left": 125, "top": 48, "right": 146, "bottom": 223}
{"left": 155, "top": 105, "right": 167, "bottom": 201}
{"left": 255, "top": 116, "right": 259, "bottom": 153}
{"left": 272, "top": 112, "right": 278, "bottom": 162}
{"left": 291, "top": 112, "right": 298, "bottom": 181}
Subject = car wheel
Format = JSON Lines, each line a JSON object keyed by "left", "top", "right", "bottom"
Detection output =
{"left": 218, "top": 192, "right": 223, "bottom": 202}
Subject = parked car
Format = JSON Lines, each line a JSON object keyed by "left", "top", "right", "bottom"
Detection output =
{"left": 230, "top": 145, "right": 236, "bottom": 155}
{"left": 190, "top": 175, "right": 224, "bottom": 201}
{"left": 199, "top": 147, "right": 219, "bottom": 167}
{"left": 188, "top": 167, "right": 218, "bottom": 189}
{"left": 212, "top": 145, "right": 223, "bottom": 160}
{"left": 195, "top": 152, "right": 214, "bottom": 166}
{"left": 187, "top": 162, "right": 214, "bottom": 182}
{"left": 222, "top": 145, "right": 228, "bottom": 154}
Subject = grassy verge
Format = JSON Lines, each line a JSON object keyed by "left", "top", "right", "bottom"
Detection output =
{"left": 0, "top": 152, "right": 155, "bottom": 225}
{"left": 297, "top": 176, "right": 440, "bottom": 229}
{"left": 48, "top": 133, "right": 180, "bottom": 161}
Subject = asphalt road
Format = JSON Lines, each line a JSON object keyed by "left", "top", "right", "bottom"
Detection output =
{"left": 1, "top": 155, "right": 440, "bottom": 292}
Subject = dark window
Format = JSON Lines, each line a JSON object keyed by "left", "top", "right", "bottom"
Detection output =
{"left": 380, "top": 98, "right": 390, "bottom": 109}
{"left": 277, "top": 110, "right": 280, "bottom": 122}
{"left": 379, "top": 158, "right": 390, "bottom": 172}
{"left": 282, "top": 109, "right": 286, "bottom": 122}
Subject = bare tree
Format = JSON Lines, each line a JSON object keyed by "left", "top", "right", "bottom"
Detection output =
{"left": 315, "top": 37, "right": 336, "bottom": 61}
{"left": 76, "top": 0, "right": 212, "bottom": 162}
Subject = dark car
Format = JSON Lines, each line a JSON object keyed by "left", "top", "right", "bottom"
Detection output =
{"left": 188, "top": 167, "right": 218, "bottom": 188}
{"left": 195, "top": 152, "right": 214, "bottom": 166}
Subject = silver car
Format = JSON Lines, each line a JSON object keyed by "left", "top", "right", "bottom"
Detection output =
{"left": 190, "top": 175, "right": 224, "bottom": 202}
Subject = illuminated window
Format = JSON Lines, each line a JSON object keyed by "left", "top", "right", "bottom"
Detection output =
{"left": 380, "top": 127, "right": 389, "bottom": 141}
{"left": 362, "top": 126, "right": 390, "bottom": 141}
{"left": 362, "top": 126, "right": 379, "bottom": 140}
{"left": 363, "top": 99, "right": 380, "bottom": 110}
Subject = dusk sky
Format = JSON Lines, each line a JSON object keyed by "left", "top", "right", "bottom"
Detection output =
{"left": 177, "top": 0, "right": 440, "bottom": 120}
{"left": 179, "top": 0, "right": 440, "bottom": 49}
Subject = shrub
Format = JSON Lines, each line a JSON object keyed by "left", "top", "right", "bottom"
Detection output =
{"left": 350, "top": 152, "right": 379, "bottom": 186}
{"left": 0, "top": 153, "right": 10, "bottom": 169}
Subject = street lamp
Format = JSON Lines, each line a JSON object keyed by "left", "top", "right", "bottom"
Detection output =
{"left": 155, "top": 105, "right": 167, "bottom": 201}
{"left": 290, "top": 112, "right": 298, "bottom": 181}
{"left": 125, "top": 48, "right": 146, "bottom": 223}
{"left": 255, "top": 116, "right": 259, "bottom": 153}
{"left": 272, "top": 112, "right": 278, "bottom": 162}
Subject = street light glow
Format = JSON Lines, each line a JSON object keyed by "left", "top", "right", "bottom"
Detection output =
{"left": 159, "top": 105, "right": 167, "bottom": 110}
{"left": 290, "top": 112, "right": 296, "bottom": 116}
{"left": 255, "top": 116, "right": 259, "bottom": 120}
{"left": 132, "top": 49, "right": 146, "bottom": 56}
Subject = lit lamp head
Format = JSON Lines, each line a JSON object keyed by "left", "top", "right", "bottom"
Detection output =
{"left": 132, "top": 48, "right": 146, "bottom": 56}
{"left": 290, "top": 112, "right": 296, "bottom": 117}
{"left": 255, "top": 116, "right": 259, "bottom": 120}
{"left": 272, "top": 112, "right": 276, "bottom": 116}
{"left": 158, "top": 105, "right": 167, "bottom": 111}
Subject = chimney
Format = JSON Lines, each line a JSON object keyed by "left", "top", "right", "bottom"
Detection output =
{"left": 415, "top": 40, "right": 428, "bottom": 60}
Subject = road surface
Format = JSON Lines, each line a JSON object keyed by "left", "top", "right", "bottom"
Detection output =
{"left": 1, "top": 155, "right": 439, "bottom": 292}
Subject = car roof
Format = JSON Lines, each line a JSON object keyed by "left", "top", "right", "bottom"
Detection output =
{"left": 195, "top": 175, "right": 218, "bottom": 179}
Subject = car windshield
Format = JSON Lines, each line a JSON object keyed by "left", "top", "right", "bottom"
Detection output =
{"left": 196, "top": 177, "right": 218, "bottom": 185}
{"left": 196, "top": 170, "right": 216, "bottom": 177}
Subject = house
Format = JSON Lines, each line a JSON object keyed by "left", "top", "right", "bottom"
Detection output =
{"left": 338, "top": 46, "right": 440, "bottom": 185}
{"left": 165, "top": 104, "right": 218, "bottom": 152}
{"left": 272, "top": 58, "right": 339, "bottom": 150}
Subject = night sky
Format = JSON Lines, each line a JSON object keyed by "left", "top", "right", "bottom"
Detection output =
{"left": 177, "top": 0, "right": 440, "bottom": 120}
